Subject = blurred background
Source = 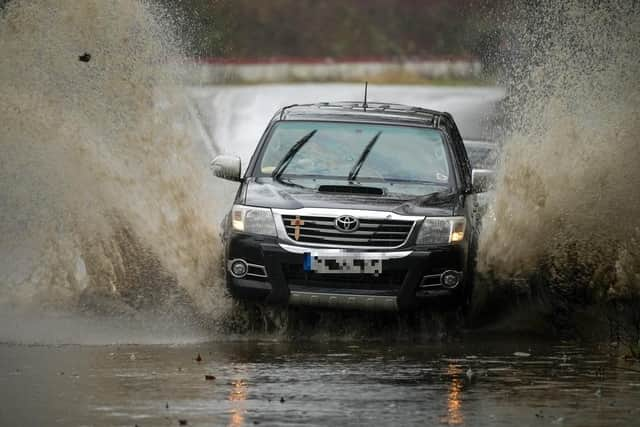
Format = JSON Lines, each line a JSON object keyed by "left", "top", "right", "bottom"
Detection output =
{"left": 161, "top": 0, "right": 502, "bottom": 85}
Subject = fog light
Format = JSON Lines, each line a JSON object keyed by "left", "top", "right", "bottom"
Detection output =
{"left": 440, "top": 270, "right": 462, "bottom": 289}
{"left": 229, "top": 259, "right": 248, "bottom": 278}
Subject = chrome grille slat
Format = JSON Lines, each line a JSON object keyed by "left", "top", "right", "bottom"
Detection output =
{"left": 296, "top": 234, "right": 402, "bottom": 243}
{"left": 281, "top": 214, "right": 415, "bottom": 248}
{"left": 293, "top": 219, "right": 412, "bottom": 227}
{"left": 295, "top": 234, "right": 405, "bottom": 243}
{"left": 284, "top": 227, "right": 407, "bottom": 237}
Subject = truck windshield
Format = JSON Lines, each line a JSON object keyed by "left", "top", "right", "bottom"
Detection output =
{"left": 258, "top": 121, "right": 451, "bottom": 186}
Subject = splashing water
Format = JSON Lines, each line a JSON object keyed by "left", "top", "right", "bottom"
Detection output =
{"left": 478, "top": 2, "right": 640, "bottom": 300}
{"left": 3, "top": 0, "right": 637, "bottom": 345}
{"left": 0, "top": 0, "right": 228, "bottom": 322}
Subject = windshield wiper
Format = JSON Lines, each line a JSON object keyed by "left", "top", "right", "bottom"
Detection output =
{"left": 277, "top": 177, "right": 314, "bottom": 190}
{"left": 348, "top": 131, "right": 382, "bottom": 182}
{"left": 272, "top": 129, "right": 317, "bottom": 181}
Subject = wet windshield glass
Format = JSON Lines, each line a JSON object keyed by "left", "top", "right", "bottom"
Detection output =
{"left": 258, "top": 121, "right": 451, "bottom": 189}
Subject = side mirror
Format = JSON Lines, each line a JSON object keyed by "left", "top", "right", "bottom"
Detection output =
{"left": 211, "top": 155, "right": 241, "bottom": 182}
{"left": 472, "top": 169, "right": 495, "bottom": 193}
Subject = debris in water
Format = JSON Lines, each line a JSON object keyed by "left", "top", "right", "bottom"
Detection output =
{"left": 204, "top": 374, "right": 216, "bottom": 381}
{"left": 130, "top": 353, "right": 136, "bottom": 361}
{"left": 195, "top": 353, "right": 202, "bottom": 363}
{"left": 165, "top": 402, "right": 169, "bottom": 409}
{"left": 78, "top": 52, "right": 91, "bottom": 62}
{"left": 513, "top": 352, "right": 531, "bottom": 357}
{"left": 466, "top": 368, "right": 475, "bottom": 381}
{"left": 178, "top": 420, "right": 188, "bottom": 426}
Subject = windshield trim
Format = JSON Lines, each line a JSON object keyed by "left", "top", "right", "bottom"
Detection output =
{"left": 274, "top": 174, "right": 449, "bottom": 186}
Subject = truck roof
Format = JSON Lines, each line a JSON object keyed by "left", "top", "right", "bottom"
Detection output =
{"left": 275, "top": 102, "right": 444, "bottom": 128}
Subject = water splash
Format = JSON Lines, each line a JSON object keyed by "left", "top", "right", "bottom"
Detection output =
{"left": 0, "top": 0, "right": 228, "bottom": 321}
{"left": 478, "top": 2, "right": 640, "bottom": 300}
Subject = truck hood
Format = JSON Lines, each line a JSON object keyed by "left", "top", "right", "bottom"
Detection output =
{"left": 242, "top": 178, "right": 460, "bottom": 216}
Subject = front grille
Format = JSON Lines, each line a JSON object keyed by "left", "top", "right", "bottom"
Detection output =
{"left": 283, "top": 264, "right": 406, "bottom": 293}
{"left": 281, "top": 215, "right": 414, "bottom": 247}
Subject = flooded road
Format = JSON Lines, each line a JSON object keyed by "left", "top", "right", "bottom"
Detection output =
{"left": 2, "top": 339, "right": 639, "bottom": 426}
{"left": 2, "top": 2, "right": 639, "bottom": 426}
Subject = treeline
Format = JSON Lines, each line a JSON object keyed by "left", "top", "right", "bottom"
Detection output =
{"left": 161, "top": 0, "right": 500, "bottom": 60}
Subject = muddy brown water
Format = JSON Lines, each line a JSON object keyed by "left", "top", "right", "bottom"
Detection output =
{"left": 2, "top": 338, "right": 639, "bottom": 426}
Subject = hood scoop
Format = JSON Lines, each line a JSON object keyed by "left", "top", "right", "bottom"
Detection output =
{"left": 317, "top": 184, "right": 384, "bottom": 196}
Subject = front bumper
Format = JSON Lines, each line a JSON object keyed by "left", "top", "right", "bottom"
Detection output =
{"left": 225, "top": 233, "right": 468, "bottom": 311}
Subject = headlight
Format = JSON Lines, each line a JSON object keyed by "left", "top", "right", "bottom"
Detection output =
{"left": 416, "top": 216, "right": 466, "bottom": 245}
{"left": 231, "top": 205, "right": 277, "bottom": 236}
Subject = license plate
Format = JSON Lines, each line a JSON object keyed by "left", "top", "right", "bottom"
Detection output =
{"left": 303, "top": 253, "right": 382, "bottom": 274}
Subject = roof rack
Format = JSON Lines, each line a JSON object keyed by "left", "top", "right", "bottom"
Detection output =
{"left": 279, "top": 103, "right": 298, "bottom": 120}
{"left": 277, "top": 102, "right": 442, "bottom": 127}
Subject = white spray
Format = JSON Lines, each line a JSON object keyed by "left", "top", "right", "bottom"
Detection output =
{"left": 479, "top": 1, "right": 640, "bottom": 298}
{"left": 0, "top": 0, "right": 228, "bottom": 317}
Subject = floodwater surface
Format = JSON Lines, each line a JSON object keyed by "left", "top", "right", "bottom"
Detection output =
{"left": 2, "top": 339, "right": 639, "bottom": 426}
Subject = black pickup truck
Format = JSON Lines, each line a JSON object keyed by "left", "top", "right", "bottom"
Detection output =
{"left": 211, "top": 102, "right": 493, "bottom": 311}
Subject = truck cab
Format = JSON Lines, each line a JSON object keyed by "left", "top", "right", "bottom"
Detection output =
{"left": 212, "top": 102, "right": 492, "bottom": 311}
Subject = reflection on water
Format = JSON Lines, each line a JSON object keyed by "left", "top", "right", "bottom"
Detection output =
{"left": 443, "top": 364, "right": 464, "bottom": 425}
{"left": 2, "top": 342, "right": 640, "bottom": 427}
{"left": 228, "top": 378, "right": 248, "bottom": 427}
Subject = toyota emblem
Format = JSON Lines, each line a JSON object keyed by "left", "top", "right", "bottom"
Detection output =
{"left": 334, "top": 215, "right": 359, "bottom": 233}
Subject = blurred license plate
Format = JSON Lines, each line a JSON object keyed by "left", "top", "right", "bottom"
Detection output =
{"left": 303, "top": 253, "right": 382, "bottom": 274}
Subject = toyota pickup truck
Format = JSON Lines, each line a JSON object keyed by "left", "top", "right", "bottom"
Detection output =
{"left": 211, "top": 101, "right": 493, "bottom": 311}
